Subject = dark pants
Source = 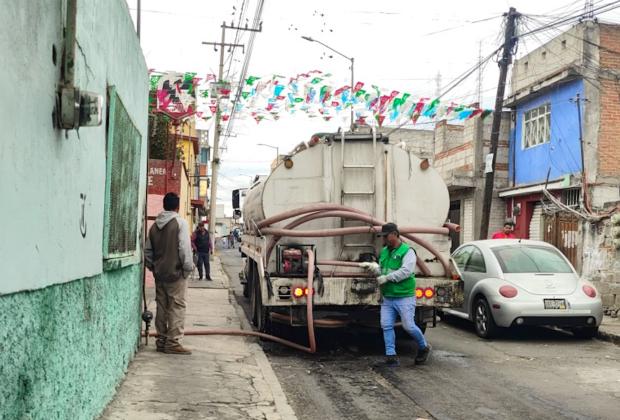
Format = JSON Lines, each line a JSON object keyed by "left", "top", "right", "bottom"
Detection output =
{"left": 197, "top": 252, "right": 211, "bottom": 279}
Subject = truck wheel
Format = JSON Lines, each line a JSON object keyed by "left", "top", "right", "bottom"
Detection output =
{"left": 249, "top": 263, "right": 258, "bottom": 326}
{"left": 252, "top": 275, "right": 269, "bottom": 333}
{"left": 473, "top": 297, "right": 498, "bottom": 339}
{"left": 242, "top": 261, "right": 250, "bottom": 298}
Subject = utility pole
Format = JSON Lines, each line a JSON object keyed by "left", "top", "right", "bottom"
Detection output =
{"left": 136, "top": 0, "right": 141, "bottom": 39}
{"left": 478, "top": 7, "right": 520, "bottom": 240}
{"left": 570, "top": 93, "right": 590, "bottom": 209}
{"left": 435, "top": 71, "right": 442, "bottom": 98}
{"left": 476, "top": 40, "right": 483, "bottom": 106}
{"left": 203, "top": 21, "right": 261, "bottom": 243}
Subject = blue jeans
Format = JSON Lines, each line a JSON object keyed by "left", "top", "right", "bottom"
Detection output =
{"left": 196, "top": 252, "right": 210, "bottom": 279}
{"left": 381, "top": 296, "right": 427, "bottom": 356}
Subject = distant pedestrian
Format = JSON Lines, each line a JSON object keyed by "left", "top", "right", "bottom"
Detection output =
{"left": 362, "top": 223, "right": 431, "bottom": 367}
{"left": 192, "top": 222, "right": 212, "bottom": 280}
{"left": 228, "top": 232, "right": 235, "bottom": 249}
{"left": 492, "top": 221, "right": 516, "bottom": 239}
{"left": 145, "top": 192, "right": 194, "bottom": 355}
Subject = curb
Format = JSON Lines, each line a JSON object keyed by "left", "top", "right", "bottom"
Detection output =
{"left": 597, "top": 328, "right": 620, "bottom": 345}
{"left": 219, "top": 258, "right": 298, "bottom": 420}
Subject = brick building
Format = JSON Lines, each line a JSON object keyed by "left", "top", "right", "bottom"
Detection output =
{"left": 381, "top": 117, "right": 510, "bottom": 251}
{"left": 503, "top": 21, "right": 620, "bottom": 308}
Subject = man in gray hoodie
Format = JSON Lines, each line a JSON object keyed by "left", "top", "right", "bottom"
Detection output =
{"left": 145, "top": 192, "right": 194, "bottom": 355}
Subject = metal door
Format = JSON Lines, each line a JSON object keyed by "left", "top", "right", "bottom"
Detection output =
{"left": 448, "top": 200, "right": 461, "bottom": 253}
{"left": 544, "top": 213, "right": 579, "bottom": 269}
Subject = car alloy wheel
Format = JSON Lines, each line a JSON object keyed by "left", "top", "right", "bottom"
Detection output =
{"left": 474, "top": 298, "right": 498, "bottom": 339}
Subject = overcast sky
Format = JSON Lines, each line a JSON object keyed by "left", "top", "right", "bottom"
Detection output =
{"left": 127, "top": 0, "right": 620, "bottom": 215}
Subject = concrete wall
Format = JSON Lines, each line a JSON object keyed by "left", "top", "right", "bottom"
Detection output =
{"left": 0, "top": 265, "right": 141, "bottom": 420}
{"left": 582, "top": 217, "right": 620, "bottom": 308}
{"left": 511, "top": 24, "right": 585, "bottom": 94}
{"left": 0, "top": 0, "right": 148, "bottom": 418}
{"left": 432, "top": 114, "right": 510, "bottom": 240}
{"left": 512, "top": 79, "right": 584, "bottom": 186}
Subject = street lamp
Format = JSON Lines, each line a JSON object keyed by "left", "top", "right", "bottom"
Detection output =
{"left": 257, "top": 143, "right": 279, "bottom": 166}
{"left": 301, "top": 35, "right": 355, "bottom": 132}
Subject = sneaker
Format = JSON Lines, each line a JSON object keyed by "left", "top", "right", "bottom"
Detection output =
{"left": 164, "top": 345, "right": 192, "bottom": 355}
{"left": 415, "top": 344, "right": 432, "bottom": 364}
{"left": 384, "top": 355, "right": 400, "bottom": 367}
{"left": 198, "top": 277, "right": 203, "bottom": 281}
{"left": 205, "top": 277, "right": 212, "bottom": 281}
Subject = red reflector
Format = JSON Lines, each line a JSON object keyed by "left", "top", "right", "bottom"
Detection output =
{"left": 415, "top": 288, "right": 424, "bottom": 298}
{"left": 451, "top": 273, "right": 461, "bottom": 281}
{"left": 424, "top": 288, "right": 434, "bottom": 299}
{"left": 582, "top": 285, "right": 597, "bottom": 298}
{"left": 499, "top": 285, "right": 518, "bottom": 298}
{"left": 304, "top": 287, "right": 312, "bottom": 296}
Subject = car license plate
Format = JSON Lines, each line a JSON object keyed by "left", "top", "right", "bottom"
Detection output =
{"left": 544, "top": 299, "right": 567, "bottom": 310}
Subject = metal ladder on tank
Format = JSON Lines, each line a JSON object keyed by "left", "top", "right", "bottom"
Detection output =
{"left": 339, "top": 128, "right": 378, "bottom": 257}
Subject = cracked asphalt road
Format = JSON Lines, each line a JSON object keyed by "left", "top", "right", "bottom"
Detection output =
{"left": 220, "top": 248, "right": 620, "bottom": 420}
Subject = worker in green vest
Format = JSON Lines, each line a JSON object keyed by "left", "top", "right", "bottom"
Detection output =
{"left": 363, "top": 223, "right": 432, "bottom": 367}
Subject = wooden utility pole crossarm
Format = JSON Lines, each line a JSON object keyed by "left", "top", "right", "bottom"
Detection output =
{"left": 478, "top": 7, "right": 520, "bottom": 240}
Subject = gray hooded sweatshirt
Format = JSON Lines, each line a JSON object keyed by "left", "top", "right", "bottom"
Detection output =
{"left": 145, "top": 211, "right": 194, "bottom": 282}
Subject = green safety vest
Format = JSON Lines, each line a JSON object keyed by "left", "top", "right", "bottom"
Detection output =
{"left": 379, "top": 242, "right": 416, "bottom": 298}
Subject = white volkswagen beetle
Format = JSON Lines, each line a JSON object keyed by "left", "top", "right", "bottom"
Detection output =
{"left": 441, "top": 240, "right": 603, "bottom": 339}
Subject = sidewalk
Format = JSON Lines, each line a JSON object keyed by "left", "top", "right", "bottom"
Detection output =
{"left": 101, "top": 257, "right": 297, "bottom": 420}
{"left": 599, "top": 315, "right": 620, "bottom": 345}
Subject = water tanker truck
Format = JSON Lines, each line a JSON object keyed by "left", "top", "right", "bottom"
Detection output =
{"left": 240, "top": 129, "right": 463, "bottom": 350}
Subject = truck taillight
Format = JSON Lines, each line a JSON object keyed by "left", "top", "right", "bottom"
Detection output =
{"left": 424, "top": 288, "right": 435, "bottom": 299}
{"left": 293, "top": 286, "right": 312, "bottom": 298}
{"left": 415, "top": 288, "right": 424, "bottom": 299}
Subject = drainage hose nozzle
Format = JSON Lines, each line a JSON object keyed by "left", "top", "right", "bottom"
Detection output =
{"left": 142, "top": 310, "right": 153, "bottom": 324}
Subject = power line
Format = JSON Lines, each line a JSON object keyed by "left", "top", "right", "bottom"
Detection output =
{"left": 222, "top": 0, "right": 265, "bottom": 151}
{"left": 517, "top": 1, "right": 620, "bottom": 40}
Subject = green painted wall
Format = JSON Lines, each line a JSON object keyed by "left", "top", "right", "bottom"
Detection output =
{"left": 0, "top": 0, "right": 148, "bottom": 418}
{"left": 0, "top": 265, "right": 141, "bottom": 420}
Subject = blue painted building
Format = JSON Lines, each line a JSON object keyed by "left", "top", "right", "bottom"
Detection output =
{"left": 500, "top": 21, "right": 620, "bottom": 299}
{"left": 510, "top": 78, "right": 583, "bottom": 186}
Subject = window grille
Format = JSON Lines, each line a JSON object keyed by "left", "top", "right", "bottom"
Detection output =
{"left": 522, "top": 103, "right": 551, "bottom": 149}
{"left": 103, "top": 87, "right": 142, "bottom": 259}
{"left": 561, "top": 188, "right": 580, "bottom": 208}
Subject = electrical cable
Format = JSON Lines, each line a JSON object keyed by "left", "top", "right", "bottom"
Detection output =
{"left": 517, "top": 1, "right": 620, "bottom": 40}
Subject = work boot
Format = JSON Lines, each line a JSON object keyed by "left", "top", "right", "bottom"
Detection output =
{"left": 156, "top": 339, "right": 166, "bottom": 353}
{"left": 164, "top": 345, "right": 192, "bottom": 355}
{"left": 415, "top": 344, "right": 432, "bottom": 364}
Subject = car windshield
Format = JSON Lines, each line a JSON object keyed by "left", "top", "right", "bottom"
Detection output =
{"left": 492, "top": 245, "right": 573, "bottom": 274}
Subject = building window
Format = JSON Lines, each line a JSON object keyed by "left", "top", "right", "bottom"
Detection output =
{"left": 103, "top": 86, "right": 142, "bottom": 261}
{"left": 561, "top": 188, "right": 581, "bottom": 208}
{"left": 522, "top": 103, "right": 551, "bottom": 149}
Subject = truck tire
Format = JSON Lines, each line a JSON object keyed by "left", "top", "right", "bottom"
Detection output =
{"left": 250, "top": 264, "right": 269, "bottom": 332}
{"left": 249, "top": 262, "right": 258, "bottom": 326}
{"left": 242, "top": 260, "right": 250, "bottom": 298}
